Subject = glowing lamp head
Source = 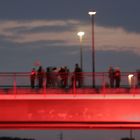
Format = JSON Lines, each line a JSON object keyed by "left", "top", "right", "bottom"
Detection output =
{"left": 77, "top": 31, "right": 85, "bottom": 42}
{"left": 128, "top": 74, "right": 134, "bottom": 79}
{"left": 88, "top": 11, "right": 96, "bottom": 16}
{"left": 77, "top": 32, "right": 85, "bottom": 37}
{"left": 128, "top": 74, "right": 134, "bottom": 87}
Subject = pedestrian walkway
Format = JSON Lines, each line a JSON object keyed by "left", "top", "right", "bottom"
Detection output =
{"left": 0, "top": 88, "right": 140, "bottom": 100}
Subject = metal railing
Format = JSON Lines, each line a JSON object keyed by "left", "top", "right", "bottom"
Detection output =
{"left": 0, "top": 72, "right": 139, "bottom": 95}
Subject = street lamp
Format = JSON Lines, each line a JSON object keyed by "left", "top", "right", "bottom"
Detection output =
{"left": 88, "top": 10, "right": 96, "bottom": 88}
{"left": 128, "top": 74, "right": 134, "bottom": 88}
{"left": 77, "top": 31, "right": 85, "bottom": 71}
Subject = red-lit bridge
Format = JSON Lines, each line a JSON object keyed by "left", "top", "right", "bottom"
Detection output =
{"left": 0, "top": 72, "right": 140, "bottom": 129}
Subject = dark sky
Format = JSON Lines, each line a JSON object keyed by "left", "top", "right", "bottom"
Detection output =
{"left": 0, "top": 0, "right": 140, "bottom": 139}
{"left": 0, "top": 0, "right": 140, "bottom": 72}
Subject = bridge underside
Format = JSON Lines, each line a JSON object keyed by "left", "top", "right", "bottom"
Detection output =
{"left": 0, "top": 89, "right": 140, "bottom": 129}
{"left": 1, "top": 122, "right": 140, "bottom": 129}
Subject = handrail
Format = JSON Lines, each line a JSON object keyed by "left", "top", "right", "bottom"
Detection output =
{"left": 0, "top": 72, "right": 138, "bottom": 96}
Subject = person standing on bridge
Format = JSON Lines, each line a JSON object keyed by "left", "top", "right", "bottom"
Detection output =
{"left": 73, "top": 63, "right": 82, "bottom": 88}
{"left": 30, "top": 68, "right": 36, "bottom": 88}
{"left": 114, "top": 67, "right": 121, "bottom": 88}
{"left": 37, "top": 66, "right": 44, "bottom": 89}
{"left": 108, "top": 66, "right": 115, "bottom": 88}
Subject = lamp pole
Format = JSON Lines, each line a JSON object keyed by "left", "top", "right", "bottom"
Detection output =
{"left": 130, "top": 129, "right": 133, "bottom": 140}
{"left": 77, "top": 31, "right": 85, "bottom": 71}
{"left": 88, "top": 10, "right": 96, "bottom": 88}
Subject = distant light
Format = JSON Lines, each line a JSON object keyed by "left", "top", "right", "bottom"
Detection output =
{"left": 88, "top": 11, "right": 96, "bottom": 16}
{"left": 77, "top": 31, "right": 85, "bottom": 37}
{"left": 128, "top": 74, "right": 134, "bottom": 88}
{"left": 77, "top": 31, "right": 85, "bottom": 42}
{"left": 128, "top": 74, "right": 134, "bottom": 79}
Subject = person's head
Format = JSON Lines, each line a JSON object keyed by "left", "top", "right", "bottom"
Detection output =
{"left": 75, "top": 63, "right": 79, "bottom": 67}
{"left": 109, "top": 66, "right": 113, "bottom": 69}
{"left": 46, "top": 67, "right": 50, "bottom": 72}
{"left": 53, "top": 67, "right": 56, "bottom": 70}
{"left": 64, "top": 66, "right": 67, "bottom": 69}
{"left": 38, "top": 66, "right": 42, "bottom": 71}
{"left": 115, "top": 67, "right": 120, "bottom": 71}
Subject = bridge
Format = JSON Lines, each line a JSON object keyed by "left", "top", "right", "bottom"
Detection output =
{"left": 0, "top": 72, "right": 140, "bottom": 129}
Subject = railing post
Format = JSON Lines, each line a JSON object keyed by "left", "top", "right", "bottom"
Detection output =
{"left": 132, "top": 74, "right": 136, "bottom": 97}
{"left": 43, "top": 78, "right": 47, "bottom": 95}
{"left": 73, "top": 74, "right": 76, "bottom": 96}
{"left": 102, "top": 72, "right": 106, "bottom": 97}
{"left": 13, "top": 73, "right": 17, "bottom": 95}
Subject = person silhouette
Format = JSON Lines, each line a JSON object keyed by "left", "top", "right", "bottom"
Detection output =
{"left": 37, "top": 66, "right": 44, "bottom": 88}
{"left": 108, "top": 66, "right": 115, "bottom": 88}
{"left": 114, "top": 67, "right": 121, "bottom": 88}
{"left": 74, "top": 64, "right": 82, "bottom": 87}
{"left": 30, "top": 68, "right": 36, "bottom": 88}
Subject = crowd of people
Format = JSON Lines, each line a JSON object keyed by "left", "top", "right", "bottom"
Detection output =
{"left": 30, "top": 64, "right": 124, "bottom": 89}
{"left": 30, "top": 63, "right": 82, "bottom": 89}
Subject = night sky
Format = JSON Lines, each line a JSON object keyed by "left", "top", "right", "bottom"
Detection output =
{"left": 0, "top": 0, "right": 140, "bottom": 139}
{"left": 0, "top": 0, "right": 140, "bottom": 72}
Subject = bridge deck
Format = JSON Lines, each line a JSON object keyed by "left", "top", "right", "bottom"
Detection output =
{"left": 0, "top": 88, "right": 140, "bottom": 129}
{"left": 0, "top": 88, "right": 140, "bottom": 100}
{"left": 0, "top": 93, "right": 140, "bottom": 100}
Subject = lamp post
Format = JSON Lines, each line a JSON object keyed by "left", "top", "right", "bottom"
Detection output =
{"left": 130, "top": 130, "right": 133, "bottom": 140}
{"left": 77, "top": 31, "right": 85, "bottom": 71}
{"left": 88, "top": 10, "right": 96, "bottom": 88}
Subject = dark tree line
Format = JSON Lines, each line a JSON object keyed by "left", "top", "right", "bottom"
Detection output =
{"left": 121, "top": 138, "right": 135, "bottom": 140}
{"left": 0, "top": 137, "right": 35, "bottom": 140}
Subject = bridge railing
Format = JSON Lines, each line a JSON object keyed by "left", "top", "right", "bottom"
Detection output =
{"left": 0, "top": 72, "right": 139, "bottom": 95}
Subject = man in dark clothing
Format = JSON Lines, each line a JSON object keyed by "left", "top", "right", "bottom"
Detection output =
{"left": 108, "top": 66, "right": 115, "bottom": 88}
{"left": 37, "top": 66, "right": 44, "bottom": 88}
{"left": 114, "top": 68, "right": 121, "bottom": 88}
{"left": 137, "top": 70, "right": 140, "bottom": 87}
{"left": 30, "top": 68, "right": 36, "bottom": 88}
{"left": 74, "top": 64, "right": 82, "bottom": 87}
{"left": 59, "top": 67, "right": 66, "bottom": 87}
